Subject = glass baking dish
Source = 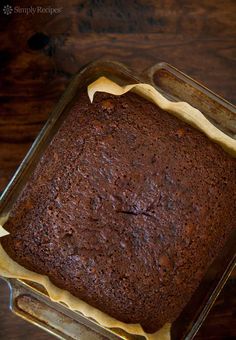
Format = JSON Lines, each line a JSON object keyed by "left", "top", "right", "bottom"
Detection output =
{"left": 0, "top": 60, "right": 235, "bottom": 340}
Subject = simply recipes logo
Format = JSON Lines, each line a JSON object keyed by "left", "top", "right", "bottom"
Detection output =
{"left": 3, "top": 4, "right": 62, "bottom": 15}
{"left": 3, "top": 4, "right": 13, "bottom": 15}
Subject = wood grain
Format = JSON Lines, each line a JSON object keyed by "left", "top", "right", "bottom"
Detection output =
{"left": 0, "top": 0, "right": 235, "bottom": 338}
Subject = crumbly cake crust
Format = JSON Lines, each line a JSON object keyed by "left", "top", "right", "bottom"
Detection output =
{"left": 2, "top": 92, "right": 236, "bottom": 333}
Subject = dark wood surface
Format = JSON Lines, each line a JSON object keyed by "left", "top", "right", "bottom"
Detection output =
{"left": 0, "top": 0, "right": 235, "bottom": 339}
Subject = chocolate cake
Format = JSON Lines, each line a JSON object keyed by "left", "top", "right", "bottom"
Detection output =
{"left": 2, "top": 91, "right": 236, "bottom": 333}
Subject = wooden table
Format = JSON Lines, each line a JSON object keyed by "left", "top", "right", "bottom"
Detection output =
{"left": 0, "top": 1, "right": 235, "bottom": 338}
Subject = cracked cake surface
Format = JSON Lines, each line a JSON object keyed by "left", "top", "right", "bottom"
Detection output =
{"left": 2, "top": 91, "right": 236, "bottom": 333}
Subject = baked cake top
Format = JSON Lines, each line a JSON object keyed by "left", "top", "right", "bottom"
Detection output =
{"left": 2, "top": 91, "right": 236, "bottom": 333}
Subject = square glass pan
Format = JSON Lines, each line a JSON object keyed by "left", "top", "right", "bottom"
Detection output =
{"left": 0, "top": 60, "right": 235, "bottom": 340}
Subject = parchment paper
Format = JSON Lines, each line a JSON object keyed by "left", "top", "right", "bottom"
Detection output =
{"left": 0, "top": 215, "right": 9, "bottom": 237}
{"left": 0, "top": 76, "right": 235, "bottom": 340}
